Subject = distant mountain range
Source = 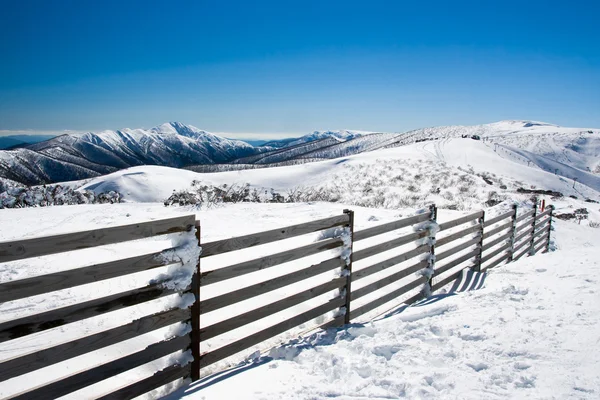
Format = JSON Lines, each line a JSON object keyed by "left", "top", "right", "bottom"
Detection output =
{"left": 1, "top": 120, "right": 598, "bottom": 187}
{"left": 0, "top": 123, "right": 371, "bottom": 186}
{"left": 0, "top": 134, "right": 57, "bottom": 150}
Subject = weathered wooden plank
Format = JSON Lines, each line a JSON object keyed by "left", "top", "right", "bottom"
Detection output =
{"left": 0, "top": 249, "right": 178, "bottom": 303}
{"left": 200, "top": 237, "right": 343, "bottom": 286}
{"left": 482, "top": 221, "right": 512, "bottom": 240}
{"left": 200, "top": 214, "right": 349, "bottom": 257}
{"left": 535, "top": 209, "right": 552, "bottom": 220}
{"left": 351, "top": 261, "right": 426, "bottom": 301}
{"left": 433, "top": 249, "right": 479, "bottom": 277}
{"left": 515, "top": 209, "right": 535, "bottom": 223}
{"left": 437, "top": 211, "right": 484, "bottom": 232}
{"left": 199, "top": 297, "right": 345, "bottom": 368}
{"left": 0, "top": 307, "right": 189, "bottom": 382}
{"left": 352, "top": 232, "right": 428, "bottom": 262}
{"left": 533, "top": 217, "right": 550, "bottom": 232}
{"left": 96, "top": 364, "right": 189, "bottom": 400}
{"left": 436, "top": 224, "right": 480, "bottom": 247}
{"left": 515, "top": 218, "right": 535, "bottom": 233}
{"left": 0, "top": 215, "right": 195, "bottom": 263}
{"left": 9, "top": 335, "right": 190, "bottom": 400}
{"left": 483, "top": 252, "right": 511, "bottom": 271}
{"left": 200, "top": 257, "right": 344, "bottom": 314}
{"left": 0, "top": 283, "right": 184, "bottom": 343}
{"left": 512, "top": 236, "right": 532, "bottom": 254}
{"left": 349, "top": 277, "right": 427, "bottom": 321}
{"left": 482, "top": 231, "right": 512, "bottom": 252}
{"left": 353, "top": 253, "right": 428, "bottom": 282}
{"left": 480, "top": 242, "right": 511, "bottom": 265}
{"left": 532, "top": 234, "right": 547, "bottom": 250}
{"left": 483, "top": 209, "right": 516, "bottom": 228}
{"left": 533, "top": 239, "right": 547, "bottom": 255}
{"left": 513, "top": 246, "right": 530, "bottom": 261}
{"left": 514, "top": 226, "right": 534, "bottom": 243}
{"left": 436, "top": 237, "right": 480, "bottom": 262}
{"left": 532, "top": 225, "right": 551, "bottom": 239}
{"left": 201, "top": 277, "right": 346, "bottom": 341}
{"left": 353, "top": 212, "right": 431, "bottom": 241}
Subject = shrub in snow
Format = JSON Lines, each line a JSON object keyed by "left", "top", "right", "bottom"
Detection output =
{"left": 0, "top": 184, "right": 121, "bottom": 209}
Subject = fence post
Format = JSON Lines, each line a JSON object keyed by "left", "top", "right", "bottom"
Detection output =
{"left": 190, "top": 220, "right": 201, "bottom": 381}
{"left": 545, "top": 206, "right": 553, "bottom": 253}
{"left": 342, "top": 209, "right": 354, "bottom": 325}
{"left": 472, "top": 210, "right": 485, "bottom": 272}
{"left": 528, "top": 198, "right": 538, "bottom": 256}
{"left": 424, "top": 204, "right": 438, "bottom": 295}
{"left": 507, "top": 204, "right": 519, "bottom": 262}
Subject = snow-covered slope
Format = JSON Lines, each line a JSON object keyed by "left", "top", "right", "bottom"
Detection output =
{"left": 78, "top": 137, "right": 600, "bottom": 211}
{"left": 379, "top": 120, "right": 600, "bottom": 186}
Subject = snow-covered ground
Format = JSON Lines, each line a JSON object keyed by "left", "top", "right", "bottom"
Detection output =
{"left": 166, "top": 219, "right": 600, "bottom": 400}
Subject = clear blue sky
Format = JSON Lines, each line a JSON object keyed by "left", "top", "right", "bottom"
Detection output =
{"left": 1, "top": 0, "right": 599, "bottom": 138}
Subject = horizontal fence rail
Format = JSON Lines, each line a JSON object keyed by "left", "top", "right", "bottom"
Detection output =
{"left": 2, "top": 203, "right": 554, "bottom": 398}
{"left": 0, "top": 215, "right": 199, "bottom": 400}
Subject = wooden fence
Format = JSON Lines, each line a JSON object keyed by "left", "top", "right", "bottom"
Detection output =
{"left": 0, "top": 203, "right": 553, "bottom": 399}
{"left": 0, "top": 215, "right": 200, "bottom": 400}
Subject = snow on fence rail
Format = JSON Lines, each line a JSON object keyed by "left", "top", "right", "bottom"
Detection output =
{"left": 0, "top": 204, "right": 554, "bottom": 399}
{"left": 0, "top": 215, "right": 199, "bottom": 400}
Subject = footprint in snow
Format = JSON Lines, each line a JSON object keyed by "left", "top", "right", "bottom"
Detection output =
{"left": 466, "top": 362, "right": 489, "bottom": 372}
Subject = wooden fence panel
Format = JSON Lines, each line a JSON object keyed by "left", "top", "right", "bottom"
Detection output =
{"left": 351, "top": 261, "right": 427, "bottom": 301}
{"left": 9, "top": 335, "right": 190, "bottom": 400}
{"left": 433, "top": 249, "right": 479, "bottom": 277}
{"left": 200, "top": 237, "right": 343, "bottom": 286}
{"left": 353, "top": 256, "right": 428, "bottom": 282}
{"left": 0, "top": 249, "right": 177, "bottom": 303}
{"left": 0, "top": 283, "right": 184, "bottom": 343}
{"left": 352, "top": 232, "right": 428, "bottom": 262}
{"left": 199, "top": 297, "right": 345, "bottom": 368}
{"left": 353, "top": 212, "right": 431, "bottom": 241}
{"left": 480, "top": 242, "right": 512, "bottom": 265}
{"left": 515, "top": 209, "right": 535, "bottom": 223}
{"left": 483, "top": 209, "right": 516, "bottom": 227}
{"left": 482, "top": 221, "right": 512, "bottom": 240}
{"left": 436, "top": 225, "right": 480, "bottom": 247}
{"left": 200, "top": 257, "right": 344, "bottom": 315}
{"left": 200, "top": 214, "right": 349, "bottom": 257}
{"left": 481, "top": 231, "right": 512, "bottom": 252}
{"left": 349, "top": 277, "right": 427, "bottom": 321}
{"left": 436, "top": 237, "right": 480, "bottom": 262}
{"left": 200, "top": 277, "right": 346, "bottom": 341}
{"left": 0, "top": 307, "right": 189, "bottom": 382}
{"left": 0, "top": 215, "right": 195, "bottom": 263}
{"left": 437, "top": 211, "right": 483, "bottom": 231}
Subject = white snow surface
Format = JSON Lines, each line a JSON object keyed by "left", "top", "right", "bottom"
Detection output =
{"left": 166, "top": 219, "right": 600, "bottom": 400}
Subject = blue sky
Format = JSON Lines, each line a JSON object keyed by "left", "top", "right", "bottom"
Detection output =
{"left": 1, "top": 0, "right": 599, "bottom": 138}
